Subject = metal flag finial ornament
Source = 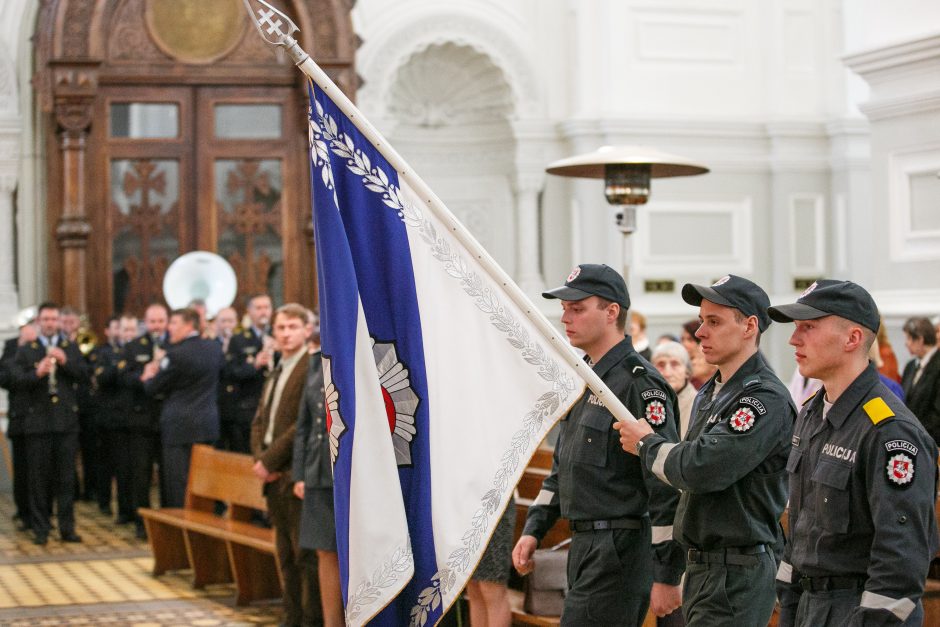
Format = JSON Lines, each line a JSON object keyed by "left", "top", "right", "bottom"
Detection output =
{"left": 242, "top": 0, "right": 307, "bottom": 64}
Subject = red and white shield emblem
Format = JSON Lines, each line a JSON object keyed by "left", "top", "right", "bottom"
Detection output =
{"left": 729, "top": 407, "right": 756, "bottom": 432}
{"left": 567, "top": 267, "right": 581, "bottom": 283}
{"left": 887, "top": 453, "right": 914, "bottom": 485}
{"left": 645, "top": 400, "right": 666, "bottom": 426}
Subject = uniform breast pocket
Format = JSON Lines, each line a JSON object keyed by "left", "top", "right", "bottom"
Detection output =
{"left": 573, "top": 409, "right": 611, "bottom": 468}
{"left": 811, "top": 460, "right": 851, "bottom": 533}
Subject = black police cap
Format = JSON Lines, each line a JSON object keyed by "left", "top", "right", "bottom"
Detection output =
{"left": 681, "top": 274, "right": 772, "bottom": 332}
{"left": 767, "top": 279, "right": 880, "bottom": 333}
{"left": 542, "top": 264, "right": 630, "bottom": 310}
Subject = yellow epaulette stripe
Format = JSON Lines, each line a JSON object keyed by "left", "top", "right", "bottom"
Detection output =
{"left": 864, "top": 397, "right": 894, "bottom": 425}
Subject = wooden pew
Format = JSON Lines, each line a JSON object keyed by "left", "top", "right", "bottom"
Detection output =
{"left": 138, "top": 444, "right": 281, "bottom": 605}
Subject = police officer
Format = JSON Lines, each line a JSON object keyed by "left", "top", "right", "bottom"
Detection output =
{"left": 618, "top": 275, "right": 795, "bottom": 626}
{"left": 118, "top": 306, "right": 167, "bottom": 536}
{"left": 142, "top": 307, "right": 223, "bottom": 508}
{"left": 512, "top": 264, "right": 684, "bottom": 626}
{"left": 770, "top": 280, "right": 939, "bottom": 626}
{"left": 224, "top": 294, "right": 273, "bottom": 453}
{"left": 0, "top": 316, "right": 38, "bottom": 530}
{"left": 10, "top": 302, "right": 87, "bottom": 545}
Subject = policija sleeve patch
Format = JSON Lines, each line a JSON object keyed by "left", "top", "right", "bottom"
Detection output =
{"left": 885, "top": 440, "right": 918, "bottom": 488}
{"left": 642, "top": 389, "right": 668, "bottom": 427}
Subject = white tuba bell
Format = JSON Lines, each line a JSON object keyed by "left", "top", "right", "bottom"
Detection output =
{"left": 162, "top": 251, "right": 238, "bottom": 318}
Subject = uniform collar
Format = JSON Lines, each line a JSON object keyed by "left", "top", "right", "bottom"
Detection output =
{"left": 818, "top": 363, "right": 881, "bottom": 429}
{"left": 591, "top": 337, "right": 635, "bottom": 378}
{"left": 700, "top": 350, "right": 766, "bottom": 397}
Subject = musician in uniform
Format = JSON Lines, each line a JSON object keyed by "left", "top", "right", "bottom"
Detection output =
{"left": 89, "top": 317, "right": 124, "bottom": 517}
{"left": 118, "top": 305, "right": 167, "bottom": 534}
{"left": 213, "top": 306, "right": 240, "bottom": 451}
{"left": 224, "top": 294, "right": 274, "bottom": 453}
{"left": 10, "top": 302, "right": 87, "bottom": 545}
{"left": 142, "top": 307, "right": 223, "bottom": 508}
{"left": 0, "top": 312, "right": 38, "bottom": 530}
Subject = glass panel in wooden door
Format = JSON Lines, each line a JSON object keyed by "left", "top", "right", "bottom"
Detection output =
{"left": 110, "top": 159, "right": 182, "bottom": 314}
{"left": 214, "top": 158, "right": 284, "bottom": 305}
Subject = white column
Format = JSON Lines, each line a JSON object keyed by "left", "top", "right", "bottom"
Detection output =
{"left": 0, "top": 171, "right": 19, "bottom": 328}
{"left": 512, "top": 172, "right": 545, "bottom": 295}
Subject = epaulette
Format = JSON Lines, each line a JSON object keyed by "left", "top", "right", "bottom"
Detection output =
{"left": 743, "top": 374, "right": 761, "bottom": 389}
{"left": 863, "top": 397, "right": 895, "bottom": 426}
{"left": 624, "top": 352, "right": 647, "bottom": 376}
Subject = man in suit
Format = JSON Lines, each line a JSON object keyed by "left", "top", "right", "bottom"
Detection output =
{"left": 0, "top": 315, "right": 38, "bottom": 530}
{"left": 142, "top": 307, "right": 223, "bottom": 509}
{"left": 118, "top": 306, "right": 167, "bottom": 536}
{"left": 225, "top": 294, "right": 273, "bottom": 453}
{"left": 10, "top": 302, "right": 87, "bottom": 545}
{"left": 901, "top": 316, "right": 940, "bottom": 443}
{"left": 251, "top": 303, "right": 319, "bottom": 627}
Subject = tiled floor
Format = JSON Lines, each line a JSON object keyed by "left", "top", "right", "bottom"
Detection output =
{"left": 0, "top": 493, "right": 282, "bottom": 626}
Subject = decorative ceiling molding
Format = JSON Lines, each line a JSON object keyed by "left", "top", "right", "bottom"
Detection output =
{"left": 357, "top": 9, "right": 538, "bottom": 120}
{"left": 388, "top": 42, "right": 513, "bottom": 128}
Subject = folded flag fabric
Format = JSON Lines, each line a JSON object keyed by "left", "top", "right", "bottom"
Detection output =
{"left": 307, "top": 79, "right": 584, "bottom": 626}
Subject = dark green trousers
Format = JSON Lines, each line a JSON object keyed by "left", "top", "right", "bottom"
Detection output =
{"left": 682, "top": 551, "right": 776, "bottom": 626}
{"left": 562, "top": 525, "right": 652, "bottom": 627}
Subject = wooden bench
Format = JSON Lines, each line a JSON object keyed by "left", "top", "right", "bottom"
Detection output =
{"left": 139, "top": 444, "right": 281, "bottom": 605}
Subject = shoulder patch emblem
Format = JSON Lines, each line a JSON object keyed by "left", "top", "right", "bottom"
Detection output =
{"left": 641, "top": 388, "right": 667, "bottom": 402}
{"left": 645, "top": 400, "right": 667, "bottom": 426}
{"left": 864, "top": 397, "right": 894, "bottom": 425}
{"left": 887, "top": 453, "right": 914, "bottom": 486}
{"left": 739, "top": 396, "right": 767, "bottom": 415}
{"left": 885, "top": 440, "right": 918, "bottom": 456}
{"left": 729, "top": 406, "right": 756, "bottom": 432}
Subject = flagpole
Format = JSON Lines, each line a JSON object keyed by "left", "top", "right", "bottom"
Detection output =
{"left": 243, "top": 1, "right": 637, "bottom": 426}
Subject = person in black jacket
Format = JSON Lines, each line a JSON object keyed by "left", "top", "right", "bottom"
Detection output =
{"left": 900, "top": 316, "right": 940, "bottom": 444}
{"left": 88, "top": 316, "right": 122, "bottom": 516}
{"left": 223, "top": 294, "right": 273, "bottom": 453}
{"left": 142, "top": 307, "right": 223, "bottom": 508}
{"left": 118, "top": 306, "right": 167, "bottom": 536}
{"left": 10, "top": 302, "right": 88, "bottom": 545}
{"left": 0, "top": 316, "right": 38, "bottom": 530}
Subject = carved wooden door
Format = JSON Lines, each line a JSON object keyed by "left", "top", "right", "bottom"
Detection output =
{"left": 91, "top": 84, "right": 312, "bottom": 318}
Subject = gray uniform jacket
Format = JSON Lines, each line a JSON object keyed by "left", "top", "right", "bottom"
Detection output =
{"left": 639, "top": 351, "right": 795, "bottom": 550}
{"left": 776, "top": 364, "right": 939, "bottom": 626}
{"left": 522, "top": 338, "right": 685, "bottom": 584}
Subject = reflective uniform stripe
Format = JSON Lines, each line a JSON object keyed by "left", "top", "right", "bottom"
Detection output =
{"left": 860, "top": 591, "right": 916, "bottom": 621}
{"left": 533, "top": 489, "right": 554, "bottom": 507}
{"left": 652, "top": 443, "right": 678, "bottom": 485}
{"left": 652, "top": 525, "right": 673, "bottom": 544}
{"left": 776, "top": 560, "right": 793, "bottom": 583}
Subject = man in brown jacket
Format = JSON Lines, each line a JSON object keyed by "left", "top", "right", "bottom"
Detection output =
{"left": 251, "top": 303, "right": 321, "bottom": 626}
